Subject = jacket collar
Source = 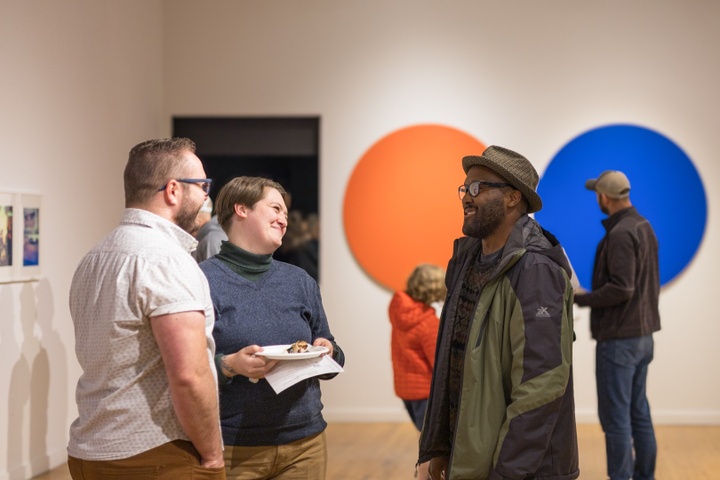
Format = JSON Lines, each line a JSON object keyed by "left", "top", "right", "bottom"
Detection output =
{"left": 601, "top": 206, "right": 637, "bottom": 232}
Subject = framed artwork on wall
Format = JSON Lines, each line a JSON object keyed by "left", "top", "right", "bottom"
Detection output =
{"left": 19, "top": 193, "right": 41, "bottom": 280}
{"left": 0, "top": 192, "right": 15, "bottom": 282}
{"left": 0, "top": 192, "right": 41, "bottom": 283}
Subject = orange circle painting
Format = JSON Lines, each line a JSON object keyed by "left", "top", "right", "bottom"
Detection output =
{"left": 343, "top": 124, "right": 486, "bottom": 292}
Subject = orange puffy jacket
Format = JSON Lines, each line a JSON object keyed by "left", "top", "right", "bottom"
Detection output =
{"left": 388, "top": 291, "right": 440, "bottom": 401}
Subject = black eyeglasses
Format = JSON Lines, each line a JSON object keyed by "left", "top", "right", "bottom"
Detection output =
{"left": 158, "top": 178, "right": 213, "bottom": 195}
{"left": 458, "top": 181, "right": 514, "bottom": 200}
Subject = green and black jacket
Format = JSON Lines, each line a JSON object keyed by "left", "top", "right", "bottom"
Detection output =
{"left": 419, "top": 215, "right": 580, "bottom": 480}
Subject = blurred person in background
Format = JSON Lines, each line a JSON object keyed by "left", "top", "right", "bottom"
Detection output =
{"left": 389, "top": 263, "right": 446, "bottom": 480}
{"left": 193, "top": 196, "right": 228, "bottom": 263}
{"left": 574, "top": 170, "right": 660, "bottom": 480}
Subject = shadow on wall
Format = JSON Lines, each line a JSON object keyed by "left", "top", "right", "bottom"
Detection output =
{"left": 3, "top": 279, "right": 66, "bottom": 479}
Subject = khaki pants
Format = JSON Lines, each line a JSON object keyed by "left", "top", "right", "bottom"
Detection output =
{"left": 68, "top": 440, "right": 226, "bottom": 480}
{"left": 224, "top": 431, "right": 327, "bottom": 480}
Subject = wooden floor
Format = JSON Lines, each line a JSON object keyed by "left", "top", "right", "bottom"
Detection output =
{"left": 32, "top": 423, "right": 720, "bottom": 479}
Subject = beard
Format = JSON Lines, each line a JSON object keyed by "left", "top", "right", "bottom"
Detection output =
{"left": 599, "top": 200, "right": 609, "bottom": 215}
{"left": 175, "top": 195, "right": 203, "bottom": 235}
{"left": 462, "top": 195, "right": 505, "bottom": 239}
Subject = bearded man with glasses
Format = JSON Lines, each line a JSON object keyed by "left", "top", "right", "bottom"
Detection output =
{"left": 68, "top": 138, "right": 225, "bottom": 479}
{"left": 419, "top": 145, "right": 579, "bottom": 480}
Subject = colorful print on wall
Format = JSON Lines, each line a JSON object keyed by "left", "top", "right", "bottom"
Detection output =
{"left": 343, "top": 124, "right": 486, "bottom": 293}
{"left": 344, "top": 123, "right": 705, "bottom": 293}
{"left": 536, "top": 124, "right": 706, "bottom": 289}
{"left": 0, "top": 196, "right": 12, "bottom": 269}
{"left": 23, "top": 207, "right": 39, "bottom": 266}
{"left": 0, "top": 192, "right": 42, "bottom": 283}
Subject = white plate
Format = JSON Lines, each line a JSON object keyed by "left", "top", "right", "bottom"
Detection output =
{"left": 255, "top": 344, "right": 329, "bottom": 360}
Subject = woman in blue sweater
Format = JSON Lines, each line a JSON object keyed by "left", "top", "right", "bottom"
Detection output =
{"left": 199, "top": 176, "right": 344, "bottom": 480}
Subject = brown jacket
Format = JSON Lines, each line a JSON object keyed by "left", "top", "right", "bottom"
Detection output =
{"left": 575, "top": 206, "right": 661, "bottom": 341}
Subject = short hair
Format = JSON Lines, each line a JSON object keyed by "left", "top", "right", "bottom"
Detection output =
{"left": 406, "top": 264, "right": 446, "bottom": 305}
{"left": 124, "top": 137, "right": 197, "bottom": 207}
{"left": 215, "top": 176, "right": 288, "bottom": 232}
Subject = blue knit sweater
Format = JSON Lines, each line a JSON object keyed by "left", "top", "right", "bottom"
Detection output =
{"left": 200, "top": 256, "right": 342, "bottom": 447}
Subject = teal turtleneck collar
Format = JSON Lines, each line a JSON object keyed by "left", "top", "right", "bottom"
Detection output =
{"left": 215, "top": 240, "right": 272, "bottom": 282}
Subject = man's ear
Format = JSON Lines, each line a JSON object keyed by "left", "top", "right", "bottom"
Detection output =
{"left": 161, "top": 180, "right": 181, "bottom": 206}
{"left": 505, "top": 189, "right": 522, "bottom": 209}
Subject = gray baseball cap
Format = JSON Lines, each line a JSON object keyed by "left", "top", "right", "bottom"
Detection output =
{"left": 585, "top": 170, "right": 631, "bottom": 198}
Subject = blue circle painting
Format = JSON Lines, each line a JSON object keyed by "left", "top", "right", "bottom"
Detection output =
{"left": 536, "top": 124, "right": 707, "bottom": 289}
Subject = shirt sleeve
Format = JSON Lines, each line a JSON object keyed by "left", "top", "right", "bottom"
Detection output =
{"left": 137, "top": 253, "right": 208, "bottom": 318}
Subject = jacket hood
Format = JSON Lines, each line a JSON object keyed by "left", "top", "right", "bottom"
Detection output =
{"left": 509, "top": 215, "right": 572, "bottom": 278}
{"left": 510, "top": 215, "right": 572, "bottom": 277}
{"left": 453, "top": 215, "right": 573, "bottom": 282}
{"left": 389, "top": 291, "right": 433, "bottom": 332}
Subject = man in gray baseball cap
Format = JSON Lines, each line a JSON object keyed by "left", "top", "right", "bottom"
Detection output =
{"left": 419, "top": 145, "right": 579, "bottom": 480}
{"left": 576, "top": 169, "right": 661, "bottom": 480}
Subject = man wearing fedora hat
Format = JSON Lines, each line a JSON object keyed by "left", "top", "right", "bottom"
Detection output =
{"left": 419, "top": 146, "right": 579, "bottom": 480}
{"left": 575, "top": 170, "right": 660, "bottom": 480}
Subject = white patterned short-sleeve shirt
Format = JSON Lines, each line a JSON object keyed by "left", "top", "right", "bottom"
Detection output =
{"left": 68, "top": 208, "right": 216, "bottom": 460}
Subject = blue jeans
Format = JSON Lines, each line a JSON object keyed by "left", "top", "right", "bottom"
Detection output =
{"left": 596, "top": 334, "right": 657, "bottom": 480}
{"left": 403, "top": 398, "right": 428, "bottom": 431}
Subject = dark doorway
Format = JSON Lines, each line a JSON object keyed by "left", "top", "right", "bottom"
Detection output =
{"left": 173, "top": 117, "right": 320, "bottom": 280}
{"left": 199, "top": 154, "right": 318, "bottom": 214}
{"left": 173, "top": 117, "right": 320, "bottom": 215}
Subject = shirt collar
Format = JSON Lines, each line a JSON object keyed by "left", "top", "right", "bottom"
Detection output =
{"left": 121, "top": 208, "right": 199, "bottom": 253}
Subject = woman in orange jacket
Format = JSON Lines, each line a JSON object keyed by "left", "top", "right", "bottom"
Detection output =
{"left": 389, "top": 264, "right": 446, "bottom": 480}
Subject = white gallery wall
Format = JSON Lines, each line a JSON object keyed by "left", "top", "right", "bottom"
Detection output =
{"left": 164, "top": 0, "right": 720, "bottom": 425}
{"left": 0, "top": 2, "right": 165, "bottom": 478}
{"left": 0, "top": 0, "right": 718, "bottom": 478}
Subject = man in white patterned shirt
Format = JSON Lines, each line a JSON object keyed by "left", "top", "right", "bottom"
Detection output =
{"left": 67, "top": 138, "right": 225, "bottom": 479}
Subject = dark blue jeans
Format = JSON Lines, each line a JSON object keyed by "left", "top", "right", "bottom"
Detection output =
{"left": 596, "top": 334, "right": 657, "bottom": 480}
{"left": 403, "top": 398, "right": 428, "bottom": 431}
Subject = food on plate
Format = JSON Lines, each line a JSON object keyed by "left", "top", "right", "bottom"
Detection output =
{"left": 287, "top": 340, "right": 309, "bottom": 354}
